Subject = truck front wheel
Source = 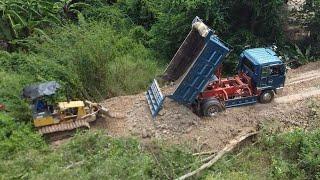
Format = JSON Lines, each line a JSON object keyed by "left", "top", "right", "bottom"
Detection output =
{"left": 259, "top": 90, "right": 275, "bottom": 104}
{"left": 201, "top": 99, "right": 223, "bottom": 117}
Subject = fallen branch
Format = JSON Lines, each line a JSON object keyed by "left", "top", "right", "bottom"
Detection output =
{"left": 65, "top": 161, "right": 84, "bottom": 170}
{"left": 200, "top": 153, "right": 216, "bottom": 163}
{"left": 193, "top": 150, "right": 216, "bottom": 156}
{"left": 176, "top": 131, "right": 258, "bottom": 180}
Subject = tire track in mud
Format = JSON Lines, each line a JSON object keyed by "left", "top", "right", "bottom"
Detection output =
{"left": 280, "top": 66, "right": 320, "bottom": 103}
{"left": 286, "top": 69, "right": 320, "bottom": 86}
{"left": 275, "top": 88, "right": 320, "bottom": 103}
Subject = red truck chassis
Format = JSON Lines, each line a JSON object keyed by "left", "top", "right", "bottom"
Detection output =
{"left": 198, "top": 67, "right": 261, "bottom": 102}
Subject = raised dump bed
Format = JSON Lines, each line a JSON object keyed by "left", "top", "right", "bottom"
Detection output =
{"left": 146, "top": 17, "right": 230, "bottom": 117}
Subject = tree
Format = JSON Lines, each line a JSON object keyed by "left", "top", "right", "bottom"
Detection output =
{"left": 0, "top": 0, "right": 61, "bottom": 50}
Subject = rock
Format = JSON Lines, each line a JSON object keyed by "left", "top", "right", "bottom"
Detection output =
{"left": 158, "top": 111, "right": 166, "bottom": 116}
{"left": 142, "top": 129, "right": 151, "bottom": 138}
{"left": 185, "top": 127, "right": 193, "bottom": 133}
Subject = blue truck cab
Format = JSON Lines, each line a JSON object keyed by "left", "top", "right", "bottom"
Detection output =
{"left": 239, "top": 48, "right": 286, "bottom": 94}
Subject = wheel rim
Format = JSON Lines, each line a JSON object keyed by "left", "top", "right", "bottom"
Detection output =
{"left": 207, "top": 106, "right": 218, "bottom": 117}
{"left": 262, "top": 92, "right": 272, "bottom": 102}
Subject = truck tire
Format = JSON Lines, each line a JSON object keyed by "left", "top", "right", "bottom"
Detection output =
{"left": 201, "top": 99, "right": 223, "bottom": 117}
{"left": 259, "top": 90, "right": 274, "bottom": 104}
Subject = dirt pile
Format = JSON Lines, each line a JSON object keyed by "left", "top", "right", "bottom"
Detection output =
{"left": 94, "top": 62, "right": 320, "bottom": 152}
{"left": 98, "top": 94, "right": 200, "bottom": 139}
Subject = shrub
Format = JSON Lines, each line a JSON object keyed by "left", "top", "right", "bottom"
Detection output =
{"left": 147, "top": 0, "right": 228, "bottom": 59}
{"left": 203, "top": 128, "right": 320, "bottom": 179}
{"left": 0, "top": 113, "right": 45, "bottom": 160}
{"left": 35, "top": 22, "right": 161, "bottom": 99}
{"left": 0, "top": 131, "right": 198, "bottom": 179}
{"left": 0, "top": 69, "right": 32, "bottom": 121}
{"left": 0, "top": 0, "right": 61, "bottom": 50}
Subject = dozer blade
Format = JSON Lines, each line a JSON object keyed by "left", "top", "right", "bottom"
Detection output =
{"left": 162, "top": 17, "right": 208, "bottom": 82}
{"left": 146, "top": 79, "right": 165, "bottom": 118}
{"left": 38, "top": 119, "right": 91, "bottom": 135}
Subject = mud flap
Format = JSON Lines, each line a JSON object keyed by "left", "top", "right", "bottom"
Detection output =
{"left": 145, "top": 79, "right": 165, "bottom": 118}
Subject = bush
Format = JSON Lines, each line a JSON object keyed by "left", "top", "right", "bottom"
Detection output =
{"left": 308, "top": 0, "right": 320, "bottom": 57}
{"left": 0, "top": 69, "right": 33, "bottom": 121}
{"left": 0, "top": 113, "right": 45, "bottom": 160}
{"left": 204, "top": 129, "right": 320, "bottom": 179}
{"left": 147, "top": 0, "right": 228, "bottom": 59}
{"left": 36, "top": 22, "right": 161, "bottom": 99}
{"left": 0, "top": 131, "right": 198, "bottom": 179}
{"left": 0, "top": 0, "right": 61, "bottom": 51}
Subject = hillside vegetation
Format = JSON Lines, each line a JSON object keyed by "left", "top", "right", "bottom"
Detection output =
{"left": 1, "top": 102, "right": 320, "bottom": 179}
{"left": 0, "top": 0, "right": 320, "bottom": 179}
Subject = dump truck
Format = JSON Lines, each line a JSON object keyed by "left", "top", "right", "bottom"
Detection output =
{"left": 146, "top": 17, "right": 286, "bottom": 117}
{"left": 22, "top": 81, "right": 109, "bottom": 135}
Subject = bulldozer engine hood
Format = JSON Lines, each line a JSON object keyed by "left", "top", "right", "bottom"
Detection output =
{"left": 22, "top": 81, "right": 61, "bottom": 100}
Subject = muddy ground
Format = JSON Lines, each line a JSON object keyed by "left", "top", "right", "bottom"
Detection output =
{"left": 87, "top": 62, "right": 320, "bottom": 153}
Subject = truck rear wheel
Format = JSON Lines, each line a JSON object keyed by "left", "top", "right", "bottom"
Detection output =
{"left": 201, "top": 99, "right": 223, "bottom": 117}
{"left": 259, "top": 90, "right": 274, "bottom": 104}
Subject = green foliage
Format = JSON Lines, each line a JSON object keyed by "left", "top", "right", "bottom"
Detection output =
{"left": 225, "top": 0, "right": 286, "bottom": 42}
{"left": 148, "top": 143, "right": 199, "bottom": 179}
{"left": 204, "top": 128, "right": 320, "bottom": 179}
{"left": 0, "top": 113, "right": 45, "bottom": 160}
{"left": 294, "top": 44, "right": 314, "bottom": 64}
{"left": 308, "top": 0, "right": 320, "bottom": 57}
{"left": 147, "top": 0, "right": 228, "bottom": 58}
{"left": 0, "top": 131, "right": 199, "bottom": 179}
{"left": 0, "top": 0, "right": 61, "bottom": 50}
{"left": 119, "top": 0, "right": 156, "bottom": 29}
{"left": 0, "top": 68, "right": 33, "bottom": 120}
{"left": 35, "top": 22, "right": 161, "bottom": 99}
{"left": 54, "top": 0, "right": 90, "bottom": 20}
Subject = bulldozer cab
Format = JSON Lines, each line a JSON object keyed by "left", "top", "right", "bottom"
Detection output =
{"left": 22, "top": 81, "right": 61, "bottom": 127}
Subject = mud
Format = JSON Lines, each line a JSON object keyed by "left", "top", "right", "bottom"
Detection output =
{"left": 92, "top": 62, "right": 320, "bottom": 152}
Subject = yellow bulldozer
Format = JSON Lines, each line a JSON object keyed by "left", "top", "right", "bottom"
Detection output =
{"left": 22, "top": 81, "right": 109, "bottom": 135}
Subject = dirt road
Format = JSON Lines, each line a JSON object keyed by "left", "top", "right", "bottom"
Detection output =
{"left": 94, "top": 62, "right": 320, "bottom": 153}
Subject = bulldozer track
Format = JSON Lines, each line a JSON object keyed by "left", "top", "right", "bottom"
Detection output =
{"left": 39, "top": 119, "right": 91, "bottom": 135}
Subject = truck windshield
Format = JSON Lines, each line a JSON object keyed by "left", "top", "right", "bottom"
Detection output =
{"left": 262, "top": 64, "right": 283, "bottom": 77}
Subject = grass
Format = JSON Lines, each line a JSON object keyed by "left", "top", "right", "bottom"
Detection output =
{"left": 0, "top": 130, "right": 199, "bottom": 179}
{"left": 1, "top": 125, "right": 319, "bottom": 179}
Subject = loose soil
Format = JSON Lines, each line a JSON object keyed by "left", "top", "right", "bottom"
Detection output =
{"left": 92, "top": 62, "right": 320, "bottom": 153}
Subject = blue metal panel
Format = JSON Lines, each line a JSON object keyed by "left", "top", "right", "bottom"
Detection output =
{"left": 145, "top": 79, "right": 165, "bottom": 118}
{"left": 170, "top": 36, "right": 230, "bottom": 104}
{"left": 225, "top": 96, "right": 258, "bottom": 108}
